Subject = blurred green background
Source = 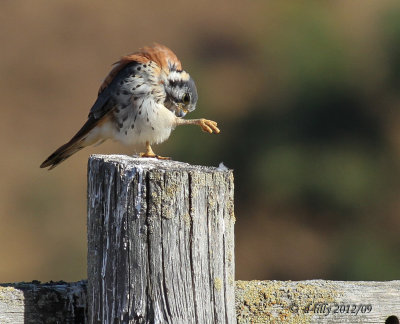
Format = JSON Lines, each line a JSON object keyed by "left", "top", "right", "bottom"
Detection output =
{"left": 1, "top": 0, "right": 400, "bottom": 282}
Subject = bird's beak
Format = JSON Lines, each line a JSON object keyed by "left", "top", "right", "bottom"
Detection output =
{"left": 176, "top": 104, "right": 188, "bottom": 118}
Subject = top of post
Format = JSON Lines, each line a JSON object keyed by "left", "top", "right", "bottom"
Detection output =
{"left": 88, "top": 154, "right": 232, "bottom": 174}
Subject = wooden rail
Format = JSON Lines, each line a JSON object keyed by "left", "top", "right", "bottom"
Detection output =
{"left": 235, "top": 280, "right": 400, "bottom": 323}
{"left": 1, "top": 280, "right": 399, "bottom": 323}
{"left": 0, "top": 155, "right": 399, "bottom": 323}
{"left": 0, "top": 281, "right": 86, "bottom": 324}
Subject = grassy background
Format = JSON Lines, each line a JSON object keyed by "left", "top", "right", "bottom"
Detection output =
{"left": 1, "top": 0, "right": 400, "bottom": 282}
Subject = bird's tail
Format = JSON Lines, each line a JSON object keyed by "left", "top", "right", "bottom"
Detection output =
{"left": 40, "top": 138, "right": 86, "bottom": 170}
{"left": 40, "top": 114, "right": 111, "bottom": 170}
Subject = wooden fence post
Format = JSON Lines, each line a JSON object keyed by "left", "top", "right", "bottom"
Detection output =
{"left": 87, "top": 154, "right": 235, "bottom": 324}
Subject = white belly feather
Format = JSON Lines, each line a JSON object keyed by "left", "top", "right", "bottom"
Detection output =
{"left": 113, "top": 99, "right": 176, "bottom": 146}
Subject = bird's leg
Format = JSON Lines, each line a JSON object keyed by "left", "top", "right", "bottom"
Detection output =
{"left": 141, "top": 141, "right": 156, "bottom": 157}
{"left": 175, "top": 118, "right": 220, "bottom": 134}
{"left": 139, "top": 141, "right": 170, "bottom": 160}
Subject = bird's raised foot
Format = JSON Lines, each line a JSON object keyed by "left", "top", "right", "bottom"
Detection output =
{"left": 199, "top": 119, "right": 220, "bottom": 134}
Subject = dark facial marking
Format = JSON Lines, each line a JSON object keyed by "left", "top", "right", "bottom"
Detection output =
{"left": 169, "top": 80, "right": 184, "bottom": 88}
{"left": 183, "top": 93, "right": 190, "bottom": 104}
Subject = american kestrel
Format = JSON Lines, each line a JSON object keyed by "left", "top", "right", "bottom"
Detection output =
{"left": 40, "top": 44, "right": 220, "bottom": 170}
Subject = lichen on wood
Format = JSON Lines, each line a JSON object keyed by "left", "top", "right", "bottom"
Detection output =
{"left": 235, "top": 280, "right": 400, "bottom": 323}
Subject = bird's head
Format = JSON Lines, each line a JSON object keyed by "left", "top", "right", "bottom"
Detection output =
{"left": 164, "top": 70, "right": 198, "bottom": 118}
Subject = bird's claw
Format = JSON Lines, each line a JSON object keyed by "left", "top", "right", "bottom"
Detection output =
{"left": 200, "top": 119, "right": 220, "bottom": 134}
{"left": 139, "top": 152, "right": 170, "bottom": 160}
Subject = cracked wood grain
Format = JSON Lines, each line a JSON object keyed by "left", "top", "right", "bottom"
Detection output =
{"left": 87, "top": 154, "right": 236, "bottom": 324}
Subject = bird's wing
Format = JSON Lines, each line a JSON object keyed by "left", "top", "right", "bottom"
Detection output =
{"left": 72, "top": 94, "right": 116, "bottom": 142}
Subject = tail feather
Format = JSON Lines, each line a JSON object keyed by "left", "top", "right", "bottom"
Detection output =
{"left": 40, "top": 113, "right": 111, "bottom": 170}
{"left": 40, "top": 139, "right": 86, "bottom": 170}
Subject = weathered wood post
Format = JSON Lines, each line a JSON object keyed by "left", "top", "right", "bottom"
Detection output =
{"left": 87, "top": 154, "right": 235, "bottom": 323}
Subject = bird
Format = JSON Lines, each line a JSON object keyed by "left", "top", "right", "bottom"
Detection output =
{"left": 40, "top": 43, "right": 220, "bottom": 170}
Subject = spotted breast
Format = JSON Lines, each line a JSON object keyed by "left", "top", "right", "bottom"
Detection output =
{"left": 103, "top": 60, "right": 176, "bottom": 146}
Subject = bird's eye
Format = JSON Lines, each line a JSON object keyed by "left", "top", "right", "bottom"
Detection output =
{"left": 182, "top": 93, "right": 190, "bottom": 104}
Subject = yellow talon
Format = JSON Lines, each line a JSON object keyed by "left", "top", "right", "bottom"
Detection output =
{"left": 139, "top": 141, "right": 170, "bottom": 160}
{"left": 200, "top": 119, "right": 220, "bottom": 134}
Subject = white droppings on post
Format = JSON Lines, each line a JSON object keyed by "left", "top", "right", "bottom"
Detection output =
{"left": 93, "top": 286, "right": 98, "bottom": 322}
{"left": 134, "top": 166, "right": 143, "bottom": 217}
{"left": 221, "top": 213, "right": 226, "bottom": 234}
{"left": 218, "top": 162, "right": 229, "bottom": 171}
{"left": 117, "top": 167, "right": 136, "bottom": 318}
{"left": 101, "top": 166, "right": 116, "bottom": 324}
{"left": 63, "top": 282, "right": 86, "bottom": 318}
